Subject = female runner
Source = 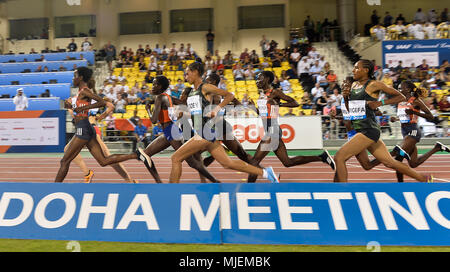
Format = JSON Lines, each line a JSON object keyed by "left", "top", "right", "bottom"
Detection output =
{"left": 55, "top": 67, "right": 145, "bottom": 183}
{"left": 334, "top": 60, "right": 433, "bottom": 182}
{"left": 65, "top": 79, "right": 138, "bottom": 183}
{"left": 358, "top": 80, "right": 450, "bottom": 182}
{"left": 132, "top": 75, "right": 220, "bottom": 183}
{"left": 169, "top": 62, "right": 279, "bottom": 183}
{"left": 247, "top": 70, "right": 335, "bottom": 183}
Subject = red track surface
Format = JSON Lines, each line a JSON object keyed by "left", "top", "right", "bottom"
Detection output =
{"left": 1, "top": 155, "right": 450, "bottom": 183}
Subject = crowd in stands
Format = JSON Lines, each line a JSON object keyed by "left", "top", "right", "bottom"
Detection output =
{"left": 368, "top": 7, "right": 449, "bottom": 41}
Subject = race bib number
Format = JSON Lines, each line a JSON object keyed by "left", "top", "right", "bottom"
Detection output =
{"left": 397, "top": 103, "right": 410, "bottom": 124}
{"left": 342, "top": 99, "right": 366, "bottom": 120}
{"left": 187, "top": 95, "right": 202, "bottom": 115}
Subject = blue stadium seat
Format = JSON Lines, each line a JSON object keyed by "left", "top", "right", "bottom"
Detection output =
{"left": 0, "top": 71, "right": 74, "bottom": 85}
{"left": 0, "top": 51, "right": 95, "bottom": 66}
{"left": 0, "top": 97, "right": 61, "bottom": 111}
{"left": 0, "top": 60, "right": 87, "bottom": 73}
{"left": 0, "top": 83, "right": 71, "bottom": 100}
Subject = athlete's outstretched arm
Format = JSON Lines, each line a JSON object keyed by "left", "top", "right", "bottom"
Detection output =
{"left": 274, "top": 89, "right": 299, "bottom": 108}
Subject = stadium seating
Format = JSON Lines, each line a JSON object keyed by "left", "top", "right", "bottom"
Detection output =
{"left": 0, "top": 51, "right": 95, "bottom": 66}
{"left": 0, "top": 83, "right": 71, "bottom": 100}
{"left": 0, "top": 60, "right": 87, "bottom": 74}
{"left": 0, "top": 97, "right": 60, "bottom": 111}
{"left": 0, "top": 71, "right": 74, "bottom": 85}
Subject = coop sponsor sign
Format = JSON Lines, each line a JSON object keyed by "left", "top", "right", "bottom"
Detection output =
{"left": 0, "top": 183, "right": 449, "bottom": 246}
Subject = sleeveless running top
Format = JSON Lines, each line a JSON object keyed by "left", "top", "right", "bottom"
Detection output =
{"left": 186, "top": 83, "right": 212, "bottom": 133}
{"left": 159, "top": 93, "right": 176, "bottom": 124}
{"left": 343, "top": 80, "right": 380, "bottom": 131}
{"left": 257, "top": 89, "right": 279, "bottom": 119}
{"left": 71, "top": 87, "right": 91, "bottom": 118}
{"left": 397, "top": 96, "right": 419, "bottom": 124}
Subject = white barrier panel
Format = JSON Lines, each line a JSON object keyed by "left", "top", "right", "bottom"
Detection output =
{"left": 224, "top": 116, "right": 323, "bottom": 150}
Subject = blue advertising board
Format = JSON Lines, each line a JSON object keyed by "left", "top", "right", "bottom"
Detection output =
{"left": 382, "top": 39, "right": 450, "bottom": 68}
{"left": 0, "top": 182, "right": 449, "bottom": 246}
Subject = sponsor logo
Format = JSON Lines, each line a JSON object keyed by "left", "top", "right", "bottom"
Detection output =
{"left": 385, "top": 45, "right": 394, "bottom": 50}
{"left": 396, "top": 44, "right": 412, "bottom": 50}
{"left": 232, "top": 124, "right": 295, "bottom": 144}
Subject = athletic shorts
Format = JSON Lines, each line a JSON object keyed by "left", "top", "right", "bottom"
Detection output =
{"left": 74, "top": 118, "right": 96, "bottom": 141}
{"left": 401, "top": 123, "right": 421, "bottom": 142}
{"left": 347, "top": 129, "right": 357, "bottom": 141}
{"left": 356, "top": 128, "right": 381, "bottom": 143}
{"left": 163, "top": 122, "right": 183, "bottom": 142}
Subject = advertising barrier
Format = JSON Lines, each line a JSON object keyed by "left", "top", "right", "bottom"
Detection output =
{"left": 382, "top": 39, "right": 450, "bottom": 68}
{"left": 0, "top": 51, "right": 95, "bottom": 66}
{"left": 0, "top": 182, "right": 449, "bottom": 246}
{"left": 0, "top": 110, "right": 66, "bottom": 153}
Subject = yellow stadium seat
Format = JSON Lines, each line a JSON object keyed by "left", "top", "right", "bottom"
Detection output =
{"left": 112, "top": 113, "right": 123, "bottom": 119}
{"left": 137, "top": 104, "right": 146, "bottom": 110}
{"left": 126, "top": 105, "right": 137, "bottom": 111}
{"left": 303, "top": 109, "right": 312, "bottom": 116}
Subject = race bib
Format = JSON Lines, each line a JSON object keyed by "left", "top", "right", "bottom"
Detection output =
{"left": 187, "top": 95, "right": 202, "bottom": 115}
{"left": 342, "top": 99, "right": 366, "bottom": 120}
{"left": 257, "top": 99, "right": 268, "bottom": 117}
{"left": 397, "top": 103, "right": 410, "bottom": 124}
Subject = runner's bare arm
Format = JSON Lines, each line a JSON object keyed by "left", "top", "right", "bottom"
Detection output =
{"left": 275, "top": 89, "right": 299, "bottom": 107}
{"left": 74, "top": 89, "right": 106, "bottom": 113}
{"left": 367, "top": 81, "right": 406, "bottom": 110}
{"left": 96, "top": 101, "right": 115, "bottom": 121}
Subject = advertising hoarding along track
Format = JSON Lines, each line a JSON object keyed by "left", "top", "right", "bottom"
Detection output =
{"left": 0, "top": 182, "right": 449, "bottom": 246}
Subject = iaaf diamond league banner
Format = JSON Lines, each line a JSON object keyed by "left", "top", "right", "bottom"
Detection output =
{"left": 0, "top": 182, "right": 449, "bottom": 246}
{"left": 382, "top": 39, "right": 450, "bottom": 68}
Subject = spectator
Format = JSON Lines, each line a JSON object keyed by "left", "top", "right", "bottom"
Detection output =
{"left": 144, "top": 44, "right": 152, "bottom": 56}
{"left": 297, "top": 57, "right": 310, "bottom": 78}
{"left": 233, "top": 63, "right": 245, "bottom": 81}
{"left": 13, "top": 88, "right": 28, "bottom": 111}
{"left": 326, "top": 70, "right": 337, "bottom": 84}
{"left": 115, "top": 93, "right": 128, "bottom": 113}
{"left": 383, "top": 11, "right": 394, "bottom": 27}
{"left": 260, "top": 35, "right": 269, "bottom": 57}
{"left": 39, "top": 89, "right": 51, "bottom": 97}
{"left": 29, "top": 48, "right": 38, "bottom": 54}
{"left": 172, "top": 79, "right": 184, "bottom": 99}
{"left": 249, "top": 50, "right": 260, "bottom": 68}
{"left": 127, "top": 88, "right": 138, "bottom": 105}
{"left": 304, "top": 15, "right": 315, "bottom": 42}
{"left": 104, "top": 112, "right": 118, "bottom": 141}
{"left": 311, "top": 83, "right": 324, "bottom": 103}
{"left": 133, "top": 119, "right": 150, "bottom": 150}
{"left": 206, "top": 29, "right": 215, "bottom": 54}
{"left": 151, "top": 122, "right": 164, "bottom": 142}
{"left": 218, "top": 76, "right": 228, "bottom": 90}
{"left": 393, "top": 20, "right": 408, "bottom": 39}
{"left": 395, "top": 13, "right": 406, "bottom": 24}
{"left": 240, "top": 48, "right": 250, "bottom": 62}
{"left": 428, "top": 9, "right": 439, "bottom": 24}
{"left": 371, "top": 10, "right": 380, "bottom": 26}
{"left": 285, "top": 63, "right": 297, "bottom": 79}
{"left": 300, "top": 92, "right": 313, "bottom": 109}
{"left": 440, "top": 8, "right": 448, "bottom": 23}
{"left": 129, "top": 110, "right": 140, "bottom": 126}
{"left": 81, "top": 38, "right": 92, "bottom": 51}
{"left": 137, "top": 87, "right": 151, "bottom": 105}
{"left": 378, "top": 111, "right": 393, "bottom": 136}
{"left": 289, "top": 47, "right": 301, "bottom": 68}
{"left": 138, "top": 56, "right": 146, "bottom": 71}
{"left": 315, "top": 92, "right": 328, "bottom": 114}
{"left": 438, "top": 95, "right": 450, "bottom": 113}
{"left": 329, "top": 88, "right": 342, "bottom": 111}
{"left": 67, "top": 38, "right": 77, "bottom": 52}
{"left": 105, "top": 41, "right": 116, "bottom": 72}
{"left": 414, "top": 8, "right": 427, "bottom": 23}
{"left": 280, "top": 75, "right": 292, "bottom": 94}
{"left": 316, "top": 71, "right": 328, "bottom": 88}
{"left": 424, "top": 22, "right": 437, "bottom": 39}
{"left": 372, "top": 24, "right": 386, "bottom": 41}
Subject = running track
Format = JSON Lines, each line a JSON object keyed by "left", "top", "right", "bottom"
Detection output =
{"left": 1, "top": 154, "right": 450, "bottom": 183}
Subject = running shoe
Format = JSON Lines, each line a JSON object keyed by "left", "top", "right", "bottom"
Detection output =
{"left": 320, "top": 150, "right": 336, "bottom": 170}
{"left": 393, "top": 145, "right": 411, "bottom": 161}
{"left": 265, "top": 167, "right": 280, "bottom": 183}
{"left": 132, "top": 180, "right": 139, "bottom": 184}
{"left": 426, "top": 175, "right": 434, "bottom": 183}
{"left": 84, "top": 170, "right": 94, "bottom": 183}
{"left": 136, "top": 147, "right": 152, "bottom": 166}
{"left": 435, "top": 142, "right": 450, "bottom": 153}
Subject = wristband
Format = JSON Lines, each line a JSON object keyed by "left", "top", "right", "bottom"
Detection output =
{"left": 381, "top": 99, "right": 385, "bottom": 105}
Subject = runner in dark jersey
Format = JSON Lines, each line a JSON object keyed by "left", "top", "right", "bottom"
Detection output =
{"left": 334, "top": 60, "right": 434, "bottom": 183}
{"left": 130, "top": 75, "right": 219, "bottom": 183}
{"left": 246, "top": 70, "right": 335, "bottom": 183}
{"left": 169, "top": 62, "right": 280, "bottom": 183}
{"left": 55, "top": 67, "right": 145, "bottom": 183}
{"left": 359, "top": 80, "right": 450, "bottom": 182}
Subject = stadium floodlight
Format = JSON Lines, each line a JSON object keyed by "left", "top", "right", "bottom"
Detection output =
{"left": 66, "top": 0, "right": 81, "bottom": 6}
